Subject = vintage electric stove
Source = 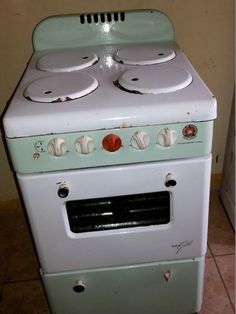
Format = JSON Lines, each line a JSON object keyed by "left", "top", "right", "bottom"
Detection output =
{"left": 3, "top": 10, "right": 216, "bottom": 314}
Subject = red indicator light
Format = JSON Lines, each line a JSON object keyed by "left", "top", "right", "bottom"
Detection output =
{"left": 183, "top": 124, "right": 198, "bottom": 139}
{"left": 102, "top": 134, "right": 122, "bottom": 152}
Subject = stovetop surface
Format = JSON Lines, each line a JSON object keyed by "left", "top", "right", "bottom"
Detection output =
{"left": 4, "top": 41, "right": 216, "bottom": 138}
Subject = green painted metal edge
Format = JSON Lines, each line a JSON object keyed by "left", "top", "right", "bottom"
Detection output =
{"left": 6, "top": 121, "right": 213, "bottom": 174}
{"left": 33, "top": 10, "right": 174, "bottom": 51}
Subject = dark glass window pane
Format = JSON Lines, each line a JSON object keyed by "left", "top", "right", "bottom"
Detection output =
{"left": 66, "top": 191, "right": 170, "bottom": 233}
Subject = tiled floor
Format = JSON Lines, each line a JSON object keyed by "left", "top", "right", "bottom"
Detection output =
{"left": 0, "top": 191, "right": 234, "bottom": 314}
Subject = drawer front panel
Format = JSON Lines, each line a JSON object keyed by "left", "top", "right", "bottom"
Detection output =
{"left": 41, "top": 257, "right": 204, "bottom": 314}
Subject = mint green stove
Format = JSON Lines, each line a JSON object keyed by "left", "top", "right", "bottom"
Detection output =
{"left": 3, "top": 10, "right": 216, "bottom": 314}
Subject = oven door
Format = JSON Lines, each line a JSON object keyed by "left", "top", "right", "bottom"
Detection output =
{"left": 17, "top": 155, "right": 211, "bottom": 273}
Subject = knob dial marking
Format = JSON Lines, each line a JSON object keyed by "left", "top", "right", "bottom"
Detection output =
{"left": 130, "top": 131, "right": 150, "bottom": 150}
{"left": 157, "top": 128, "right": 177, "bottom": 147}
{"left": 75, "top": 135, "right": 95, "bottom": 154}
{"left": 47, "top": 138, "right": 68, "bottom": 156}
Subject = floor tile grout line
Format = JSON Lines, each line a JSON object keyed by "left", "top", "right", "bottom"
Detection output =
{"left": 207, "top": 242, "right": 214, "bottom": 257}
{"left": 3, "top": 277, "right": 40, "bottom": 286}
{"left": 208, "top": 229, "right": 235, "bottom": 311}
{"left": 213, "top": 253, "right": 235, "bottom": 257}
{"left": 207, "top": 245, "right": 235, "bottom": 257}
{"left": 207, "top": 193, "right": 235, "bottom": 310}
{"left": 211, "top": 254, "right": 235, "bottom": 310}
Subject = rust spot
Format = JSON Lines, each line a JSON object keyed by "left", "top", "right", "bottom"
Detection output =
{"left": 113, "top": 80, "right": 143, "bottom": 95}
{"left": 120, "top": 123, "right": 131, "bottom": 128}
{"left": 52, "top": 97, "right": 73, "bottom": 103}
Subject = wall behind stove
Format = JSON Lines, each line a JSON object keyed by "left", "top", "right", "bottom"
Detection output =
{"left": 0, "top": 0, "right": 234, "bottom": 202}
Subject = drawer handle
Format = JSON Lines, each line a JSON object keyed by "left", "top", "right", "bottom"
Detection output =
{"left": 73, "top": 280, "right": 86, "bottom": 293}
{"left": 163, "top": 270, "right": 172, "bottom": 282}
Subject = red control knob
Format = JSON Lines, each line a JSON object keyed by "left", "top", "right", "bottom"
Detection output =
{"left": 102, "top": 134, "right": 122, "bottom": 152}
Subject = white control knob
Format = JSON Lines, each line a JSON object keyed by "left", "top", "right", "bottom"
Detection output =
{"left": 130, "top": 131, "right": 150, "bottom": 150}
{"left": 157, "top": 128, "right": 177, "bottom": 147}
{"left": 75, "top": 135, "right": 95, "bottom": 154}
{"left": 47, "top": 138, "right": 68, "bottom": 156}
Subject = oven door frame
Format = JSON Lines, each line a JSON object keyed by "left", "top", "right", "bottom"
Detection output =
{"left": 17, "top": 154, "right": 211, "bottom": 273}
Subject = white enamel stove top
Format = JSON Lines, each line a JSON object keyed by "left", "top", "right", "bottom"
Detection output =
{"left": 25, "top": 44, "right": 188, "bottom": 102}
{"left": 4, "top": 42, "right": 216, "bottom": 138}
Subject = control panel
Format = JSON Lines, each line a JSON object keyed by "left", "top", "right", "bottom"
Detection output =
{"left": 7, "top": 121, "right": 213, "bottom": 173}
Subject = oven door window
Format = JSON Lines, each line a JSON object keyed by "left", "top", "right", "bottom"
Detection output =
{"left": 66, "top": 191, "right": 170, "bottom": 233}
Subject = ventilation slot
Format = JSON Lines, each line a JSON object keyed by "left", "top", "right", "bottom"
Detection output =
{"left": 79, "top": 12, "right": 126, "bottom": 24}
{"left": 66, "top": 191, "right": 170, "bottom": 233}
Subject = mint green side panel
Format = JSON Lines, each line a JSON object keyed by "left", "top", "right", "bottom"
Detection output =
{"left": 41, "top": 257, "right": 205, "bottom": 314}
{"left": 33, "top": 10, "right": 174, "bottom": 51}
{"left": 6, "top": 121, "right": 213, "bottom": 174}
